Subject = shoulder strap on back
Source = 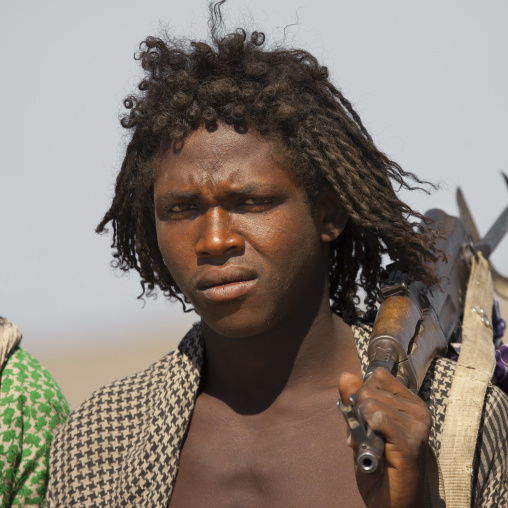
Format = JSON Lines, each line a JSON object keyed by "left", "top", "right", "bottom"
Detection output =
{"left": 438, "top": 253, "right": 496, "bottom": 507}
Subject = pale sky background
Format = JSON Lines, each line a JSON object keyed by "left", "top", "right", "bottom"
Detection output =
{"left": 2, "top": 0, "right": 508, "bottom": 356}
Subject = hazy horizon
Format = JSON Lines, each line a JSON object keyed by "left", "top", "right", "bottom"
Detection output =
{"left": 2, "top": 1, "right": 507, "bottom": 356}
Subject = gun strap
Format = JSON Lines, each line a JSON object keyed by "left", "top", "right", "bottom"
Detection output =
{"left": 438, "top": 253, "right": 496, "bottom": 508}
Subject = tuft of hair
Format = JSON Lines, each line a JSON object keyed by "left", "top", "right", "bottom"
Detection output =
{"left": 97, "top": 0, "right": 442, "bottom": 324}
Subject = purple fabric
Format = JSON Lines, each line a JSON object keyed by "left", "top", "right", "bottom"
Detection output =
{"left": 493, "top": 299, "right": 506, "bottom": 343}
{"left": 446, "top": 349, "right": 459, "bottom": 362}
{"left": 495, "top": 345, "right": 508, "bottom": 392}
{"left": 491, "top": 300, "right": 508, "bottom": 392}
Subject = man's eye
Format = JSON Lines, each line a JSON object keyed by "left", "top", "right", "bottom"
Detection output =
{"left": 162, "top": 203, "right": 197, "bottom": 219}
{"left": 166, "top": 203, "right": 198, "bottom": 216}
{"left": 242, "top": 198, "right": 272, "bottom": 206}
{"left": 234, "top": 197, "right": 277, "bottom": 214}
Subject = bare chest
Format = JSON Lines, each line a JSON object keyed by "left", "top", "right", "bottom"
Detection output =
{"left": 168, "top": 393, "right": 365, "bottom": 508}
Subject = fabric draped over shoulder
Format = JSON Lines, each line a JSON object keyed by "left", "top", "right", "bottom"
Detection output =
{"left": 47, "top": 322, "right": 508, "bottom": 507}
{"left": 0, "top": 317, "right": 70, "bottom": 507}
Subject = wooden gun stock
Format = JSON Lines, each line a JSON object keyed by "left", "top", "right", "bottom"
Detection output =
{"left": 367, "top": 209, "right": 471, "bottom": 391}
{"left": 365, "top": 296, "right": 448, "bottom": 392}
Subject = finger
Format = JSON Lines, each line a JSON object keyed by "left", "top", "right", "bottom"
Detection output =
{"left": 356, "top": 397, "right": 431, "bottom": 450}
{"left": 357, "top": 383, "right": 428, "bottom": 418}
{"left": 363, "top": 367, "right": 422, "bottom": 403}
{"left": 359, "top": 368, "right": 429, "bottom": 420}
{"left": 338, "top": 372, "right": 363, "bottom": 405}
{"left": 338, "top": 372, "right": 363, "bottom": 451}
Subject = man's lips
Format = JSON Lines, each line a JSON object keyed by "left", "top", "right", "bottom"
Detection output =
{"left": 196, "top": 267, "right": 257, "bottom": 290}
{"left": 195, "top": 267, "right": 257, "bottom": 302}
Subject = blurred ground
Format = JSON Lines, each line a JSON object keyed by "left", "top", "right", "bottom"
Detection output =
{"left": 34, "top": 318, "right": 197, "bottom": 409}
{"left": 33, "top": 299, "right": 508, "bottom": 410}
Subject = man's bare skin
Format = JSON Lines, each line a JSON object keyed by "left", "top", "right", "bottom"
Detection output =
{"left": 154, "top": 125, "right": 431, "bottom": 507}
{"left": 169, "top": 315, "right": 364, "bottom": 508}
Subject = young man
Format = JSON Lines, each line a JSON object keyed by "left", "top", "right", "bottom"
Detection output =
{"left": 47, "top": 9, "right": 508, "bottom": 507}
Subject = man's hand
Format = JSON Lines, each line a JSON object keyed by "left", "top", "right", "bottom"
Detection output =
{"left": 338, "top": 368, "right": 431, "bottom": 508}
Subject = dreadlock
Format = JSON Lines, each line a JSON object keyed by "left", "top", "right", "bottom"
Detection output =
{"left": 97, "top": 1, "right": 441, "bottom": 324}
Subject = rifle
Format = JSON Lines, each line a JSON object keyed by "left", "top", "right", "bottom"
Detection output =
{"left": 339, "top": 173, "right": 508, "bottom": 474}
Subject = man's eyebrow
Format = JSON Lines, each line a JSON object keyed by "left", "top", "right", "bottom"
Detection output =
{"left": 155, "top": 190, "right": 201, "bottom": 202}
{"left": 156, "top": 183, "right": 278, "bottom": 202}
{"left": 222, "top": 183, "right": 278, "bottom": 196}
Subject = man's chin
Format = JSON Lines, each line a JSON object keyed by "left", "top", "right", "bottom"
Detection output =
{"left": 200, "top": 312, "right": 276, "bottom": 341}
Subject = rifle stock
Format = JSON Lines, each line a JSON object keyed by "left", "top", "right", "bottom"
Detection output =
{"left": 367, "top": 209, "right": 471, "bottom": 391}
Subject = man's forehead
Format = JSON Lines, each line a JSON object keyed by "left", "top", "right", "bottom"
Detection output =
{"left": 152, "top": 125, "right": 308, "bottom": 205}
{"left": 161, "top": 125, "right": 282, "bottom": 164}
{"left": 157, "top": 165, "right": 285, "bottom": 191}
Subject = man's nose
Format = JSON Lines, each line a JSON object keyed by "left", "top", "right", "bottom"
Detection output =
{"left": 194, "top": 207, "right": 244, "bottom": 258}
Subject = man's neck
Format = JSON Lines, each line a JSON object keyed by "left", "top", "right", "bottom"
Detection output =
{"left": 200, "top": 296, "right": 359, "bottom": 414}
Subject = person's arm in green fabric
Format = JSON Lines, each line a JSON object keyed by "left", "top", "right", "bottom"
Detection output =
{"left": 0, "top": 348, "right": 70, "bottom": 507}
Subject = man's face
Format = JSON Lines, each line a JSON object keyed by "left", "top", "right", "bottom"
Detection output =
{"left": 153, "top": 124, "right": 336, "bottom": 339}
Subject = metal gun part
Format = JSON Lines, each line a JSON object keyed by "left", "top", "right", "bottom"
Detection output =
{"left": 337, "top": 394, "right": 385, "bottom": 474}
{"left": 457, "top": 174, "right": 508, "bottom": 298}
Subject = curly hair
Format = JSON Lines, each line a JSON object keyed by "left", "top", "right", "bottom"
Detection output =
{"left": 97, "top": 1, "right": 441, "bottom": 324}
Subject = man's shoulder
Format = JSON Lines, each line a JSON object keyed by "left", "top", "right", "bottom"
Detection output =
{"left": 474, "top": 382, "right": 508, "bottom": 505}
{"left": 57, "top": 341, "right": 189, "bottom": 435}
{"left": 420, "top": 355, "right": 508, "bottom": 437}
{"left": 62, "top": 322, "right": 203, "bottom": 424}
{"left": 420, "top": 355, "right": 508, "bottom": 506}
{"left": 47, "top": 323, "right": 204, "bottom": 507}
{"left": 480, "top": 382, "right": 508, "bottom": 460}
{"left": 47, "top": 354, "right": 176, "bottom": 507}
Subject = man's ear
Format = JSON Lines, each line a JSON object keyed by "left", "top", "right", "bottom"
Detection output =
{"left": 316, "top": 191, "right": 349, "bottom": 243}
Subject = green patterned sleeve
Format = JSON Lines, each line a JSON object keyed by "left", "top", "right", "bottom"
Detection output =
{"left": 0, "top": 348, "right": 70, "bottom": 507}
